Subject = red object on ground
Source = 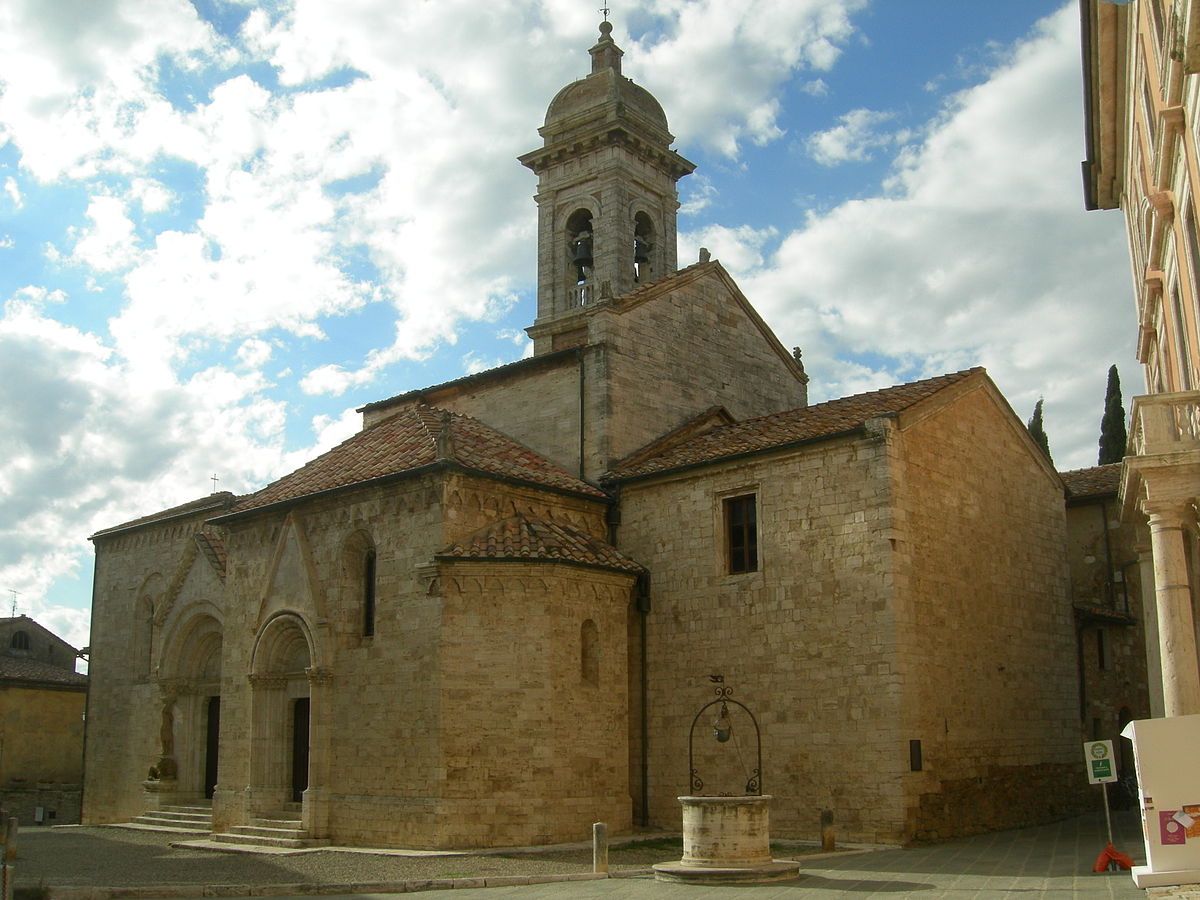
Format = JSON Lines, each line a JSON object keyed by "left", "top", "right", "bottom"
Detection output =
{"left": 1093, "top": 843, "right": 1134, "bottom": 872}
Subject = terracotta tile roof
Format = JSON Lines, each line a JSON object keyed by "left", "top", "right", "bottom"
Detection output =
{"left": 91, "top": 492, "right": 238, "bottom": 539}
{"left": 1061, "top": 463, "right": 1121, "bottom": 498}
{"left": 231, "top": 404, "right": 605, "bottom": 515}
{"left": 0, "top": 655, "right": 87, "bottom": 688}
{"left": 437, "top": 513, "right": 644, "bottom": 575}
{"left": 608, "top": 368, "right": 981, "bottom": 480}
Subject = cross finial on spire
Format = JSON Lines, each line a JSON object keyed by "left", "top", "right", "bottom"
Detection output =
{"left": 210, "top": 473, "right": 219, "bottom": 493}
{"left": 599, "top": 5, "right": 610, "bottom": 22}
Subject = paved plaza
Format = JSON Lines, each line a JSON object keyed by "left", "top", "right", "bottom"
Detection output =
{"left": 14, "top": 808, "right": 1198, "bottom": 900}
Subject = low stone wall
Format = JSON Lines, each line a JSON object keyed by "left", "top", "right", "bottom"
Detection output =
{"left": 0, "top": 783, "right": 82, "bottom": 826}
{"left": 910, "top": 764, "right": 1091, "bottom": 843}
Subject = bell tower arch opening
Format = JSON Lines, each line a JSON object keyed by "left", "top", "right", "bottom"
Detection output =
{"left": 566, "top": 208, "right": 595, "bottom": 302}
{"left": 633, "top": 210, "right": 656, "bottom": 283}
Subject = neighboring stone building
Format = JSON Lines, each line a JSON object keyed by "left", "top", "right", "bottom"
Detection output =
{"left": 0, "top": 615, "right": 87, "bottom": 825}
{"left": 85, "top": 22, "right": 1091, "bottom": 849}
{"left": 1082, "top": 0, "right": 1200, "bottom": 718}
{"left": 1061, "top": 464, "right": 1151, "bottom": 791}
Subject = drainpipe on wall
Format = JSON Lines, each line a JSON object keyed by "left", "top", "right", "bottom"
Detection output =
{"left": 576, "top": 347, "right": 586, "bottom": 481}
{"left": 636, "top": 571, "right": 651, "bottom": 827}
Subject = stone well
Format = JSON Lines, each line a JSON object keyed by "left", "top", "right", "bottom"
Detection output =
{"left": 652, "top": 794, "right": 800, "bottom": 884}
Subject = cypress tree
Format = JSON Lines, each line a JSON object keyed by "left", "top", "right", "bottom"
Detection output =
{"left": 1098, "top": 364, "right": 1128, "bottom": 465}
{"left": 1027, "top": 398, "right": 1052, "bottom": 462}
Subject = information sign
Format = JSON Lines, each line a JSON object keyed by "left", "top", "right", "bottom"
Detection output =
{"left": 1084, "top": 739, "right": 1117, "bottom": 785}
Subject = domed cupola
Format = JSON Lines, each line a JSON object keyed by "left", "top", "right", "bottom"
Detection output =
{"left": 520, "top": 20, "right": 696, "bottom": 353}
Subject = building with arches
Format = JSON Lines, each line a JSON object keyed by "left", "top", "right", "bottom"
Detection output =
{"left": 85, "top": 22, "right": 1094, "bottom": 849}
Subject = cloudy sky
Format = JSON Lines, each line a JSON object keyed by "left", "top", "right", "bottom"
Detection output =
{"left": 1, "top": 0, "right": 1135, "bottom": 655}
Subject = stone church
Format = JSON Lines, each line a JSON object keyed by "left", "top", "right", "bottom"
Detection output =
{"left": 84, "top": 22, "right": 1090, "bottom": 849}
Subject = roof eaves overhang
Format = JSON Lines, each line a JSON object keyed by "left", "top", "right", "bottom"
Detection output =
{"left": 432, "top": 554, "right": 643, "bottom": 578}
{"left": 89, "top": 496, "right": 238, "bottom": 542}
{"left": 1080, "top": 0, "right": 1129, "bottom": 211}
{"left": 207, "top": 461, "right": 608, "bottom": 527}
{"left": 357, "top": 348, "right": 582, "bottom": 416}
{"left": 604, "top": 424, "right": 870, "bottom": 487}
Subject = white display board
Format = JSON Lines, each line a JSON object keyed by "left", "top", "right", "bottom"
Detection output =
{"left": 1121, "top": 714, "right": 1200, "bottom": 888}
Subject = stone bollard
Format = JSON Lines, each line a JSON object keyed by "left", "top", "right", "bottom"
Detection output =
{"left": 821, "top": 809, "right": 835, "bottom": 852}
{"left": 592, "top": 822, "right": 609, "bottom": 874}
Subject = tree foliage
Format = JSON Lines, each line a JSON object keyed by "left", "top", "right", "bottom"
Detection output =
{"left": 1098, "top": 364, "right": 1127, "bottom": 465}
{"left": 1027, "top": 397, "right": 1052, "bottom": 463}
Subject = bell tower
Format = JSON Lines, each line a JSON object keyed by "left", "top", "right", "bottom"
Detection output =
{"left": 520, "top": 21, "right": 695, "bottom": 354}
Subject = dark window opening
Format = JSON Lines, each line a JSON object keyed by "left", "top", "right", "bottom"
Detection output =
{"left": 10, "top": 631, "right": 29, "bottom": 650}
{"left": 363, "top": 548, "right": 377, "bottom": 638}
{"left": 726, "top": 495, "right": 758, "bottom": 574}
{"left": 1097, "top": 627, "right": 1109, "bottom": 671}
{"left": 633, "top": 211, "right": 654, "bottom": 282}
{"left": 581, "top": 619, "right": 599, "bottom": 685}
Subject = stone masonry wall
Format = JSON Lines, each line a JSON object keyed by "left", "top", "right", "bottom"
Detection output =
{"left": 0, "top": 684, "right": 85, "bottom": 785}
{"left": 617, "top": 432, "right": 908, "bottom": 844}
{"left": 85, "top": 509, "right": 225, "bottom": 825}
{"left": 430, "top": 561, "right": 633, "bottom": 847}
{"left": 1066, "top": 496, "right": 1149, "bottom": 775}
{"left": 364, "top": 354, "right": 586, "bottom": 482}
{"left": 594, "top": 268, "right": 808, "bottom": 472}
{"left": 213, "top": 468, "right": 620, "bottom": 848}
{"left": 888, "top": 382, "right": 1089, "bottom": 840}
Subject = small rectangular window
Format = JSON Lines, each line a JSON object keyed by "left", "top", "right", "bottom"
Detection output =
{"left": 725, "top": 495, "right": 758, "bottom": 574}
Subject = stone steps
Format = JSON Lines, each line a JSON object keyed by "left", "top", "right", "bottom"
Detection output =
{"left": 210, "top": 812, "right": 327, "bottom": 850}
{"left": 129, "top": 803, "right": 213, "bottom": 833}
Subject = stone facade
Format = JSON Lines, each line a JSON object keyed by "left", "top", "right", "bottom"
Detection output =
{"left": 0, "top": 615, "right": 87, "bottom": 825}
{"left": 1062, "top": 463, "right": 1151, "bottom": 790}
{"left": 615, "top": 375, "right": 1086, "bottom": 844}
{"left": 84, "top": 22, "right": 1098, "bottom": 850}
{"left": 1082, "top": 0, "right": 1200, "bottom": 718}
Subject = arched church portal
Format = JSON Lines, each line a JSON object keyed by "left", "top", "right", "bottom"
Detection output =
{"left": 248, "top": 614, "right": 320, "bottom": 819}
{"left": 157, "top": 612, "right": 223, "bottom": 800}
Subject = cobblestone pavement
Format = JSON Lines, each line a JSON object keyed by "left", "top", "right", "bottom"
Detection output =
{"left": 10, "top": 808, "right": 1191, "bottom": 900}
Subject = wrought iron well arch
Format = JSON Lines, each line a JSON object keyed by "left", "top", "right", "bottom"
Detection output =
{"left": 688, "top": 684, "right": 762, "bottom": 795}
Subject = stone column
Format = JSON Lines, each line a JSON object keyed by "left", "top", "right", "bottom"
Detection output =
{"left": 247, "top": 674, "right": 288, "bottom": 816}
{"left": 303, "top": 666, "right": 333, "bottom": 839}
{"left": 1136, "top": 536, "right": 1165, "bottom": 718}
{"left": 1144, "top": 501, "right": 1200, "bottom": 716}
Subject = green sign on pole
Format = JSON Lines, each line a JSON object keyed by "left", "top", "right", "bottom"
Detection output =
{"left": 1084, "top": 740, "right": 1117, "bottom": 785}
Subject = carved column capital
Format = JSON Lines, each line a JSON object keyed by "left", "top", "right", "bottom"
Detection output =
{"left": 248, "top": 673, "right": 288, "bottom": 690}
{"left": 305, "top": 666, "right": 334, "bottom": 686}
{"left": 1142, "top": 499, "right": 1197, "bottom": 531}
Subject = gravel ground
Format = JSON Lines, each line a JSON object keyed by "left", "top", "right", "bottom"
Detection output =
{"left": 10, "top": 826, "right": 823, "bottom": 892}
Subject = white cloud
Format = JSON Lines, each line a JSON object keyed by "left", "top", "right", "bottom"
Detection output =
{"left": 130, "top": 178, "right": 174, "bottom": 215}
{"left": 70, "top": 195, "right": 141, "bottom": 272}
{"left": 236, "top": 338, "right": 274, "bottom": 369}
{"left": 0, "top": 295, "right": 315, "bottom": 631}
{"left": 631, "top": 0, "right": 868, "bottom": 157}
{"left": 679, "top": 224, "right": 778, "bottom": 277}
{"left": 806, "top": 108, "right": 901, "bottom": 166}
{"left": 3, "top": 177, "right": 22, "bottom": 209}
{"left": 737, "top": 4, "right": 1133, "bottom": 468}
